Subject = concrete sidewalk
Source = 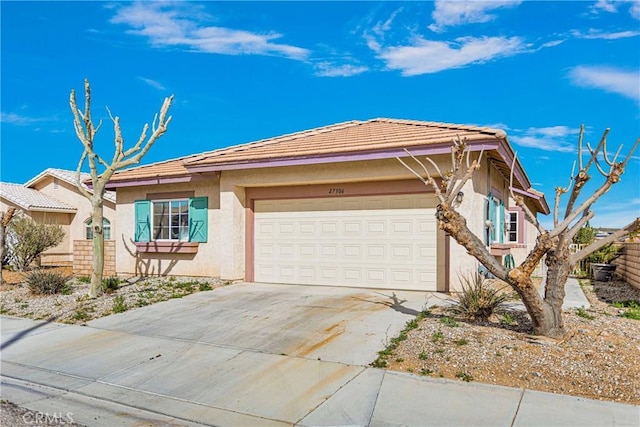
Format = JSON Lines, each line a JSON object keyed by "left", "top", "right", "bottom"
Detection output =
{"left": 1, "top": 281, "right": 637, "bottom": 426}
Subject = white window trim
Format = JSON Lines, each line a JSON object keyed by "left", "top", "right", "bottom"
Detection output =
{"left": 507, "top": 211, "right": 519, "bottom": 243}
{"left": 151, "top": 199, "right": 189, "bottom": 242}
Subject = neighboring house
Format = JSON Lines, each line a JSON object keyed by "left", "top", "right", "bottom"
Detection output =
{"left": 0, "top": 168, "right": 116, "bottom": 267}
{"left": 107, "top": 118, "right": 549, "bottom": 292}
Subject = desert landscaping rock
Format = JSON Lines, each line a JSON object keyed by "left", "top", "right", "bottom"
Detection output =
{"left": 386, "top": 278, "right": 640, "bottom": 405}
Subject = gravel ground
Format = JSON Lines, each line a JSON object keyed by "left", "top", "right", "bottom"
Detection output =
{"left": 1, "top": 267, "right": 225, "bottom": 324}
{"left": 385, "top": 279, "right": 640, "bottom": 405}
{"left": 1, "top": 401, "right": 85, "bottom": 427}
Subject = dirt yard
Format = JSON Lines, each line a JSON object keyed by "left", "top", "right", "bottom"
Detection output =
{"left": 384, "top": 279, "right": 640, "bottom": 405}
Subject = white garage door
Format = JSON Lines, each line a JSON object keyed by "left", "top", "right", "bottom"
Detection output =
{"left": 254, "top": 194, "right": 438, "bottom": 291}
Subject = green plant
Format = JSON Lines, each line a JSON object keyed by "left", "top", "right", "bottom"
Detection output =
{"left": 586, "top": 243, "right": 623, "bottom": 264}
{"left": 371, "top": 358, "right": 387, "bottom": 368}
{"left": 449, "top": 273, "right": 509, "bottom": 321}
{"left": 419, "top": 350, "right": 428, "bottom": 360}
{"left": 199, "top": 282, "right": 212, "bottom": 291}
{"left": 25, "top": 270, "right": 70, "bottom": 295}
{"left": 440, "top": 316, "right": 459, "bottom": 327}
{"left": 72, "top": 308, "right": 91, "bottom": 322}
{"left": 112, "top": 295, "right": 128, "bottom": 313}
{"left": 454, "top": 338, "right": 469, "bottom": 346}
{"left": 573, "top": 224, "right": 595, "bottom": 245}
{"left": 576, "top": 306, "right": 595, "bottom": 320}
{"left": 431, "top": 330, "right": 444, "bottom": 343}
{"left": 77, "top": 276, "right": 91, "bottom": 283}
{"left": 420, "top": 368, "right": 433, "bottom": 376}
{"left": 613, "top": 300, "right": 640, "bottom": 320}
{"left": 102, "top": 277, "right": 121, "bottom": 293}
{"left": 500, "top": 312, "right": 517, "bottom": 326}
{"left": 5, "top": 216, "right": 65, "bottom": 271}
{"left": 395, "top": 357, "right": 404, "bottom": 363}
{"left": 455, "top": 371, "right": 474, "bottom": 382}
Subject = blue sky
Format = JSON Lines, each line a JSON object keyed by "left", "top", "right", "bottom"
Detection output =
{"left": 1, "top": 1, "right": 639, "bottom": 229}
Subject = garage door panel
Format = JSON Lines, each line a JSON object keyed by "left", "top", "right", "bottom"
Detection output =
{"left": 254, "top": 194, "right": 437, "bottom": 291}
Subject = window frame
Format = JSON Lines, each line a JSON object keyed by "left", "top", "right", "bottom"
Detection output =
{"left": 507, "top": 210, "right": 519, "bottom": 243}
{"left": 151, "top": 198, "right": 190, "bottom": 242}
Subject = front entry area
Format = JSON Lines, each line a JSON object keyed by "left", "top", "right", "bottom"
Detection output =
{"left": 253, "top": 193, "right": 438, "bottom": 291}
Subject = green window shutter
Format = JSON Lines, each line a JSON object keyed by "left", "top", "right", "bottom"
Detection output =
{"left": 189, "top": 197, "right": 208, "bottom": 243}
{"left": 498, "top": 199, "right": 505, "bottom": 243}
{"left": 134, "top": 200, "right": 151, "bottom": 242}
{"left": 488, "top": 193, "right": 495, "bottom": 244}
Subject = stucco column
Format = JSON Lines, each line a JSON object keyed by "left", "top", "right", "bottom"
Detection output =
{"left": 219, "top": 176, "right": 246, "bottom": 280}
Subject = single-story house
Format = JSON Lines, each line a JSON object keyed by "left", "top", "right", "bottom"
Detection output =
{"left": 0, "top": 168, "right": 116, "bottom": 267}
{"left": 107, "top": 118, "right": 549, "bottom": 292}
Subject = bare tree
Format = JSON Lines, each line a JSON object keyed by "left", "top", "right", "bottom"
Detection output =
{"left": 0, "top": 208, "right": 16, "bottom": 285}
{"left": 399, "top": 126, "right": 639, "bottom": 339}
{"left": 70, "top": 79, "right": 173, "bottom": 298}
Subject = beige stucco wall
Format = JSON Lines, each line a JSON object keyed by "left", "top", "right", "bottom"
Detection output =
{"left": 115, "top": 179, "right": 221, "bottom": 278}
{"left": 2, "top": 176, "right": 117, "bottom": 266}
{"left": 114, "top": 154, "right": 517, "bottom": 292}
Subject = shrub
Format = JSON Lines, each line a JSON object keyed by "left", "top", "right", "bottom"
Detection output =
{"left": 102, "top": 277, "right": 121, "bottom": 293}
{"left": 25, "top": 270, "right": 70, "bottom": 295}
{"left": 6, "top": 216, "right": 65, "bottom": 271}
{"left": 112, "top": 295, "right": 128, "bottom": 313}
{"left": 449, "top": 273, "right": 509, "bottom": 321}
{"left": 613, "top": 300, "right": 640, "bottom": 320}
{"left": 586, "top": 243, "right": 623, "bottom": 264}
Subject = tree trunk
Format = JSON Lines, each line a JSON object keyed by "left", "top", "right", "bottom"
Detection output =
{"left": 0, "top": 219, "right": 6, "bottom": 286}
{"left": 0, "top": 209, "right": 16, "bottom": 286}
{"left": 538, "top": 244, "right": 572, "bottom": 338}
{"left": 89, "top": 202, "right": 104, "bottom": 298}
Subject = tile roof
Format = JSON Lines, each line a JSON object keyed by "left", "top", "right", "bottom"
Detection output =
{"left": 186, "top": 118, "right": 506, "bottom": 166}
{"left": 0, "top": 183, "right": 77, "bottom": 213}
{"left": 109, "top": 118, "right": 506, "bottom": 184}
{"left": 25, "top": 168, "right": 116, "bottom": 203}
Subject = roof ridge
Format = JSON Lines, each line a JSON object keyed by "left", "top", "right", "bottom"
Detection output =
{"left": 186, "top": 120, "right": 364, "bottom": 164}
{"left": 368, "top": 118, "right": 506, "bottom": 137}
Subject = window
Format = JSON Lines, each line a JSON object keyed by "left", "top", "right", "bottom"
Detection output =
{"left": 507, "top": 211, "right": 518, "bottom": 243}
{"left": 134, "top": 197, "right": 208, "bottom": 243}
{"left": 153, "top": 200, "right": 189, "bottom": 241}
{"left": 85, "top": 218, "right": 111, "bottom": 240}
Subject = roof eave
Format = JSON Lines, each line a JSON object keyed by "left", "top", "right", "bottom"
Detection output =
{"left": 184, "top": 140, "right": 502, "bottom": 174}
{"left": 105, "top": 174, "right": 209, "bottom": 190}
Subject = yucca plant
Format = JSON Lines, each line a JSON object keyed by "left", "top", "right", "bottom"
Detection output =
{"left": 449, "top": 272, "right": 510, "bottom": 321}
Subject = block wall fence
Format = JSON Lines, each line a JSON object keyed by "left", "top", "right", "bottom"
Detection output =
{"left": 613, "top": 242, "right": 640, "bottom": 290}
{"left": 73, "top": 240, "right": 116, "bottom": 277}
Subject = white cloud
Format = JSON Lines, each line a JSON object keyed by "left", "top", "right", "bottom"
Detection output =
{"left": 429, "top": 0, "right": 522, "bottom": 32}
{"left": 510, "top": 126, "right": 580, "bottom": 152}
{"left": 571, "top": 29, "right": 640, "bottom": 40}
{"left": 568, "top": 66, "right": 640, "bottom": 102}
{"left": 0, "top": 112, "right": 48, "bottom": 126}
{"left": 111, "top": 2, "right": 309, "bottom": 60}
{"left": 374, "top": 35, "right": 526, "bottom": 76}
{"left": 314, "top": 62, "right": 369, "bottom": 77}
{"left": 138, "top": 76, "right": 167, "bottom": 91}
{"left": 591, "top": 0, "right": 640, "bottom": 20}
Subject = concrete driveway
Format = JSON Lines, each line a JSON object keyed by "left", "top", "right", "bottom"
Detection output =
{"left": 1, "top": 282, "right": 430, "bottom": 425}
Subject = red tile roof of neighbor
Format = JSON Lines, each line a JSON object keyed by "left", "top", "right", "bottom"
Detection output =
{"left": 109, "top": 118, "right": 506, "bottom": 182}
